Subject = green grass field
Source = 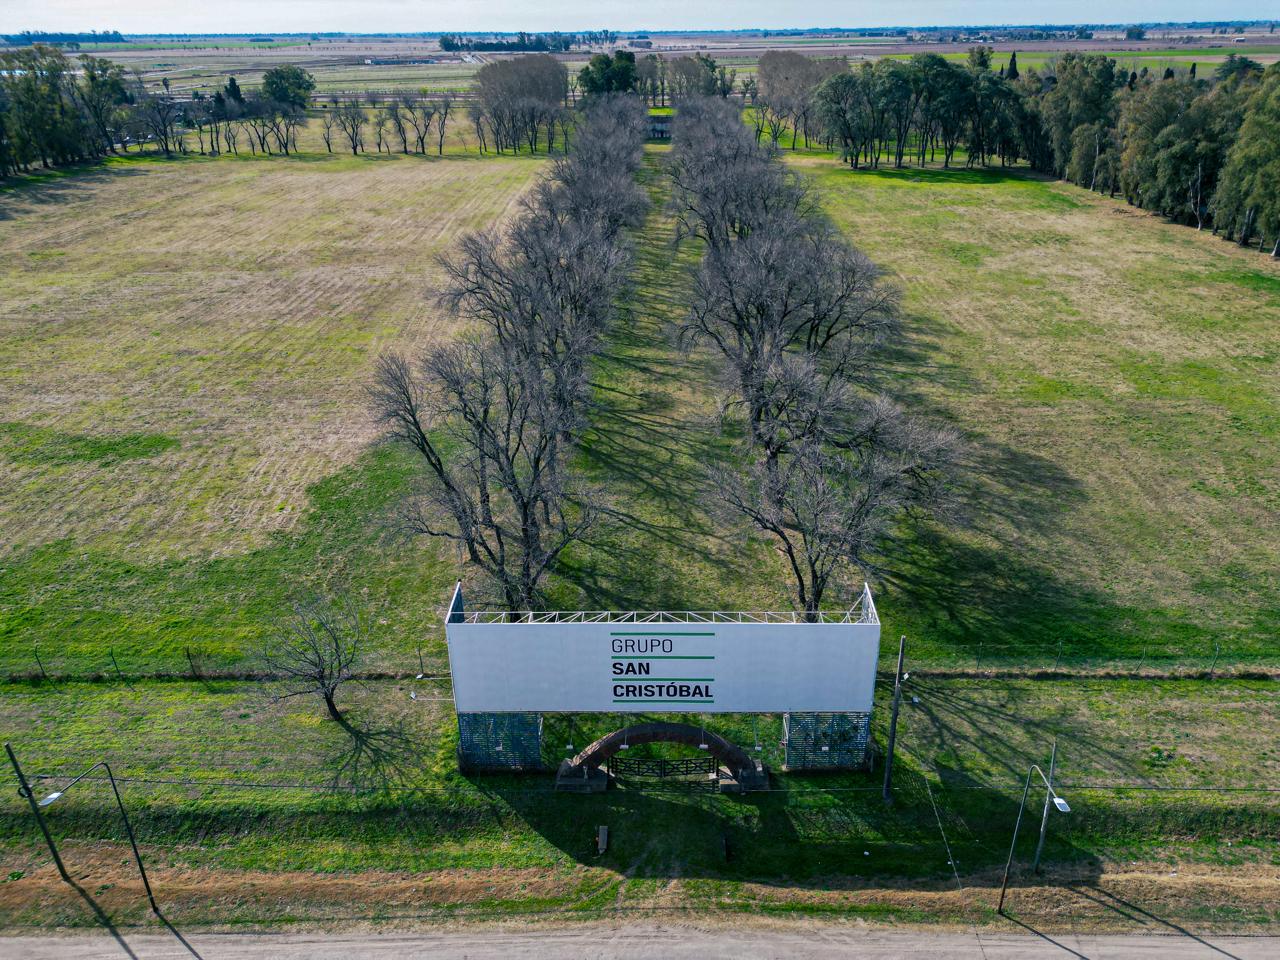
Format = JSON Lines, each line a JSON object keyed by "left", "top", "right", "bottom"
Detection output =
{"left": 795, "top": 159, "right": 1280, "bottom": 666}
{"left": 1, "top": 133, "right": 1278, "bottom": 930}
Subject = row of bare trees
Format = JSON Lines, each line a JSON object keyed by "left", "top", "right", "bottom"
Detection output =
{"left": 470, "top": 54, "right": 573, "bottom": 154}
{"left": 669, "top": 97, "right": 959, "bottom": 617}
{"left": 320, "top": 94, "right": 455, "bottom": 157}
{"left": 371, "top": 97, "right": 650, "bottom": 609}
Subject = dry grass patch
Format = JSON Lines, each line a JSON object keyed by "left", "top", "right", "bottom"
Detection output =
{"left": 0, "top": 153, "right": 541, "bottom": 560}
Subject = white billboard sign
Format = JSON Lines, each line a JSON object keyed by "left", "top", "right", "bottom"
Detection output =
{"left": 444, "top": 585, "right": 881, "bottom": 714}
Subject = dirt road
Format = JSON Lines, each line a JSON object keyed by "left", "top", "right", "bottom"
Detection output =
{"left": 2, "top": 924, "right": 1275, "bottom": 959}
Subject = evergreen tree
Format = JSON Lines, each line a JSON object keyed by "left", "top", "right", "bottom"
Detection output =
{"left": 1007, "top": 51, "right": 1019, "bottom": 81}
{"left": 261, "top": 65, "right": 315, "bottom": 109}
{"left": 1213, "top": 65, "right": 1280, "bottom": 253}
{"left": 225, "top": 76, "right": 244, "bottom": 104}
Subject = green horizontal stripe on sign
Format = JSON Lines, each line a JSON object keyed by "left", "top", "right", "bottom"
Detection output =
{"left": 612, "top": 656, "right": 715, "bottom": 660}
{"left": 610, "top": 677, "right": 715, "bottom": 681}
{"left": 609, "top": 631, "right": 716, "bottom": 636}
{"left": 613, "top": 699, "right": 716, "bottom": 703}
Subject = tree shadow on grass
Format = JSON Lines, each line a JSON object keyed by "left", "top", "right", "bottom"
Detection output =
{"left": 906, "top": 679, "right": 1144, "bottom": 788}
{"left": 485, "top": 757, "right": 1099, "bottom": 892}
{"left": 0, "top": 163, "right": 150, "bottom": 219}
{"left": 325, "top": 713, "right": 421, "bottom": 793}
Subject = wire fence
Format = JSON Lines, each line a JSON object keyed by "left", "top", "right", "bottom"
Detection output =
{"left": 9, "top": 635, "right": 1277, "bottom": 686}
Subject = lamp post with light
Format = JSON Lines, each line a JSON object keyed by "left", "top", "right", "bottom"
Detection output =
{"left": 5, "top": 742, "right": 159, "bottom": 917}
{"left": 997, "top": 746, "right": 1071, "bottom": 915}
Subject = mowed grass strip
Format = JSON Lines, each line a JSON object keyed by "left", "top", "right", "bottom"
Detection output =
{"left": 0, "top": 678, "right": 1274, "bottom": 923}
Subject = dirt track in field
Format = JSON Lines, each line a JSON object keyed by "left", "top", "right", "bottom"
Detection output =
{"left": 1, "top": 849, "right": 1276, "bottom": 933}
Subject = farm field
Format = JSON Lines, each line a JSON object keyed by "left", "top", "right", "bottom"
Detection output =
{"left": 74, "top": 34, "right": 1280, "bottom": 98}
{"left": 796, "top": 158, "right": 1280, "bottom": 665}
{"left": 1, "top": 128, "right": 1279, "bottom": 933}
{"left": 3, "top": 140, "right": 1280, "bottom": 678}
{"left": 0, "top": 149, "right": 544, "bottom": 675}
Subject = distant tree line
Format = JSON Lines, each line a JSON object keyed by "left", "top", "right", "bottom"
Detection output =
{"left": 669, "top": 97, "right": 958, "bottom": 617}
{"left": 581, "top": 51, "right": 737, "bottom": 105}
{"left": 1, "top": 46, "right": 464, "bottom": 172}
{"left": 3, "top": 30, "right": 125, "bottom": 45}
{"left": 348, "top": 92, "right": 455, "bottom": 156}
{"left": 439, "top": 31, "right": 618, "bottom": 53}
{"left": 0, "top": 45, "right": 327, "bottom": 172}
{"left": 371, "top": 97, "right": 650, "bottom": 608}
{"left": 746, "top": 49, "right": 1277, "bottom": 256}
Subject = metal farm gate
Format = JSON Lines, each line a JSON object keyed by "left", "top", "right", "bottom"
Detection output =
{"left": 607, "top": 754, "right": 719, "bottom": 792}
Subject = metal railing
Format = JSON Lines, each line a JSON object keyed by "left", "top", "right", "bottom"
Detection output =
{"left": 449, "top": 583, "right": 879, "bottom": 626}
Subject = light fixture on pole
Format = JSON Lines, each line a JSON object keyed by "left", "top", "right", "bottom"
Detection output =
{"left": 997, "top": 742, "right": 1071, "bottom": 915}
{"left": 6, "top": 743, "right": 160, "bottom": 917}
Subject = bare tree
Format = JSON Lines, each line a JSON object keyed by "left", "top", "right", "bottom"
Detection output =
{"left": 320, "top": 98, "right": 338, "bottom": 152}
{"left": 335, "top": 99, "right": 366, "bottom": 155}
{"left": 718, "top": 402, "right": 957, "bottom": 617}
{"left": 668, "top": 97, "right": 810, "bottom": 251}
{"left": 370, "top": 345, "right": 595, "bottom": 610}
{"left": 673, "top": 92, "right": 959, "bottom": 619}
{"left": 385, "top": 99, "right": 410, "bottom": 153}
{"left": 682, "top": 213, "right": 900, "bottom": 458}
{"left": 261, "top": 597, "right": 367, "bottom": 725}
{"left": 432, "top": 95, "right": 453, "bottom": 155}
{"left": 369, "top": 96, "right": 647, "bottom": 609}
{"left": 372, "top": 107, "right": 390, "bottom": 153}
{"left": 135, "top": 92, "right": 183, "bottom": 156}
{"left": 401, "top": 94, "right": 434, "bottom": 153}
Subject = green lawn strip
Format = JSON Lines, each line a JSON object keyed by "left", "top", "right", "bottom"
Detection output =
{"left": 0, "top": 444, "right": 454, "bottom": 677}
{"left": 0, "top": 678, "right": 1273, "bottom": 890}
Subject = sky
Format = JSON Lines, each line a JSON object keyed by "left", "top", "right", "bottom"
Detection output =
{"left": 0, "top": 0, "right": 1272, "bottom": 35}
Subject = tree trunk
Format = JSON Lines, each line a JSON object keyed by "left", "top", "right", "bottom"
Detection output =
{"left": 323, "top": 690, "right": 344, "bottom": 724}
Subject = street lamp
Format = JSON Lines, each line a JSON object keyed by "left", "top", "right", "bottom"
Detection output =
{"left": 5, "top": 743, "right": 160, "bottom": 917}
{"left": 997, "top": 741, "right": 1070, "bottom": 915}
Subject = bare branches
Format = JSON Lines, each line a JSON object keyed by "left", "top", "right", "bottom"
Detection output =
{"left": 371, "top": 97, "right": 647, "bottom": 608}
{"left": 671, "top": 97, "right": 958, "bottom": 616}
{"left": 260, "top": 597, "right": 368, "bottom": 724}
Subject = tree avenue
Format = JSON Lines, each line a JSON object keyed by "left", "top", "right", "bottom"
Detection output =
{"left": 370, "top": 97, "right": 650, "bottom": 610}
{"left": 670, "top": 98, "right": 958, "bottom": 617}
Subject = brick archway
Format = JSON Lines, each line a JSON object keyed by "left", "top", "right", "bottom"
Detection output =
{"left": 566, "top": 720, "right": 763, "bottom": 787}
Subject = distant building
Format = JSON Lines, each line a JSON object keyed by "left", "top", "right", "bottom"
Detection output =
{"left": 648, "top": 113, "right": 671, "bottom": 140}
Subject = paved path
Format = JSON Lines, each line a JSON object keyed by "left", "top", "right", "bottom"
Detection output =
{"left": 1, "top": 924, "right": 1274, "bottom": 959}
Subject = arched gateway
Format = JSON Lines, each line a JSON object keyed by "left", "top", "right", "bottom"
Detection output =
{"left": 442, "top": 582, "right": 882, "bottom": 787}
{"left": 555, "top": 720, "right": 768, "bottom": 793}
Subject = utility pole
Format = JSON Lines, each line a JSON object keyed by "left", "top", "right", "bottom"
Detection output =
{"left": 882, "top": 635, "right": 906, "bottom": 804}
{"left": 5, "top": 743, "right": 69, "bottom": 882}
{"left": 1032, "top": 740, "right": 1058, "bottom": 873}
